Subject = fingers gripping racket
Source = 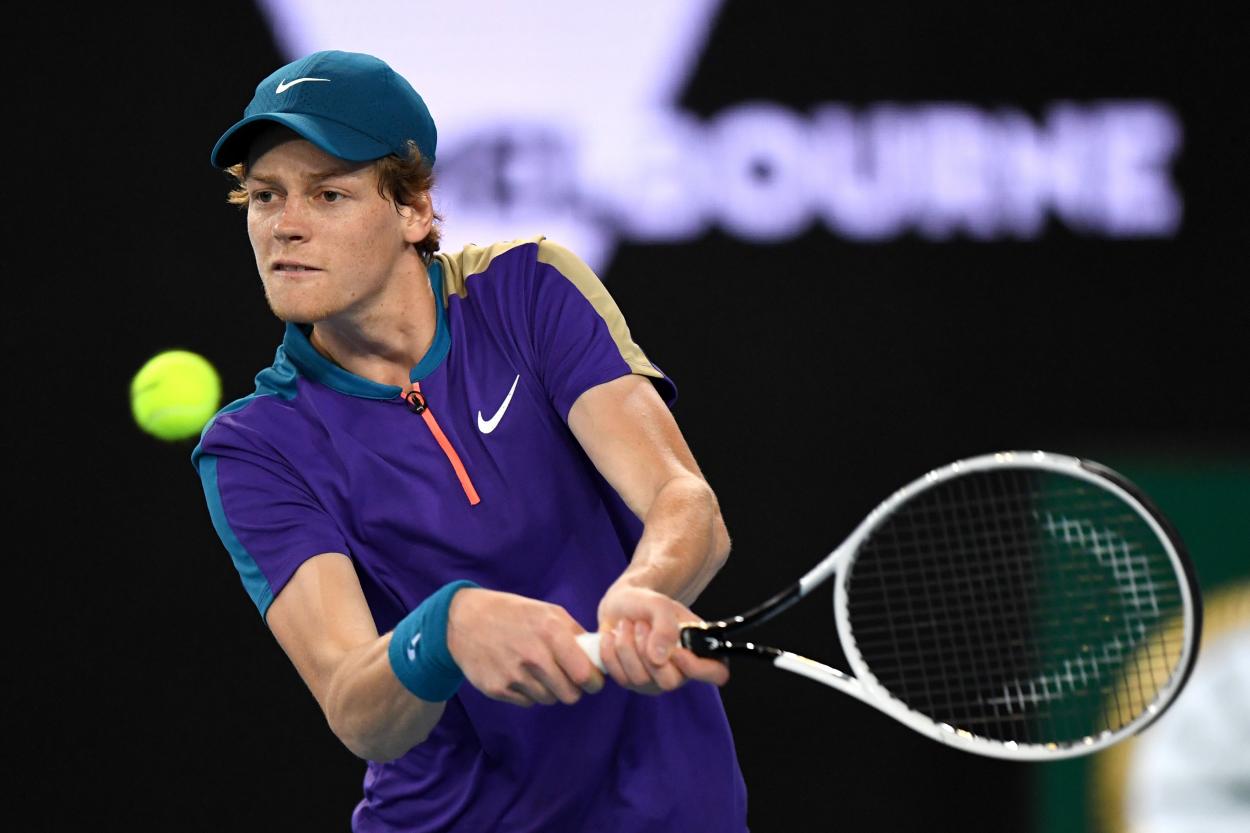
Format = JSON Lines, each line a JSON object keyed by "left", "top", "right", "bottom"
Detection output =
{"left": 578, "top": 451, "right": 1202, "bottom": 761}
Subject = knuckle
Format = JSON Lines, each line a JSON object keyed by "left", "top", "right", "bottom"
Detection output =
{"left": 533, "top": 617, "right": 558, "bottom": 641}
{"left": 540, "top": 607, "right": 568, "bottom": 630}
{"left": 516, "top": 648, "right": 548, "bottom": 675}
{"left": 567, "top": 667, "right": 591, "bottom": 688}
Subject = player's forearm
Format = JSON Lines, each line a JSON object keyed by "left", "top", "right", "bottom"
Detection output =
{"left": 617, "top": 474, "right": 730, "bottom": 605}
{"left": 322, "top": 635, "right": 446, "bottom": 762}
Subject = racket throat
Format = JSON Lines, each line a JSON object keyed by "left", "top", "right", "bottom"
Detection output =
{"left": 681, "top": 627, "right": 786, "bottom": 662}
{"left": 682, "top": 580, "right": 805, "bottom": 659}
{"left": 699, "top": 582, "right": 805, "bottom": 637}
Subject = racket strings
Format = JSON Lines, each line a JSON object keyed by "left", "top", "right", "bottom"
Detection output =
{"left": 844, "top": 468, "right": 1186, "bottom": 748}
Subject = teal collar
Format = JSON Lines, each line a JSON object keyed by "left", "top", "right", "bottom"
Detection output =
{"left": 281, "top": 260, "right": 450, "bottom": 398}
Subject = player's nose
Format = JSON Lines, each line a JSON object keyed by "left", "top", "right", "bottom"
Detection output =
{"left": 273, "top": 199, "right": 311, "bottom": 242}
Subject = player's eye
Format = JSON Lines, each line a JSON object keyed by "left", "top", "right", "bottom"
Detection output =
{"left": 322, "top": 191, "right": 343, "bottom": 203}
{"left": 252, "top": 190, "right": 276, "bottom": 204}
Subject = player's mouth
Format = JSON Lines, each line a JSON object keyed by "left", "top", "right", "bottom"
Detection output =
{"left": 272, "top": 260, "right": 322, "bottom": 275}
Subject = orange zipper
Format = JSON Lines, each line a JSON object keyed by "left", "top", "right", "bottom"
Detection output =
{"left": 403, "top": 382, "right": 481, "bottom": 505}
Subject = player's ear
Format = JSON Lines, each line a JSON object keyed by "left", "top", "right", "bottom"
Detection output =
{"left": 398, "top": 192, "right": 434, "bottom": 245}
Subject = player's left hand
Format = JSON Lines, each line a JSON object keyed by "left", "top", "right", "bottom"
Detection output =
{"left": 596, "top": 584, "right": 729, "bottom": 694}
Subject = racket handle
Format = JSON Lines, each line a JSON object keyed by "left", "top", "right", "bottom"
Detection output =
{"left": 576, "top": 627, "right": 711, "bottom": 671}
{"left": 576, "top": 632, "right": 606, "bottom": 672}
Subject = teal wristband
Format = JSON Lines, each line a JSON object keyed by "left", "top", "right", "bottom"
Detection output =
{"left": 387, "top": 580, "right": 480, "bottom": 701}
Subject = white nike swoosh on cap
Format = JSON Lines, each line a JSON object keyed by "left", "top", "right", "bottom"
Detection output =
{"left": 275, "top": 77, "right": 331, "bottom": 94}
{"left": 478, "top": 375, "right": 521, "bottom": 434}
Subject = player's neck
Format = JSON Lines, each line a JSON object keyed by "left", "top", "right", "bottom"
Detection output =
{"left": 308, "top": 259, "right": 439, "bottom": 388}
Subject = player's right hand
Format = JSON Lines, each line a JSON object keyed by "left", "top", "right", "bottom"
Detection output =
{"left": 446, "top": 588, "right": 605, "bottom": 707}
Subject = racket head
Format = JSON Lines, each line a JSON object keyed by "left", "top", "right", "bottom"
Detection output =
{"left": 832, "top": 451, "right": 1201, "bottom": 760}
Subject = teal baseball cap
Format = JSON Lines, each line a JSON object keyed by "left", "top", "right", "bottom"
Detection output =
{"left": 210, "top": 50, "right": 437, "bottom": 168}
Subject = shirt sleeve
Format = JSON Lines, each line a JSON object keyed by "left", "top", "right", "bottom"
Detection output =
{"left": 528, "top": 239, "right": 677, "bottom": 419}
{"left": 194, "top": 406, "right": 350, "bottom": 619}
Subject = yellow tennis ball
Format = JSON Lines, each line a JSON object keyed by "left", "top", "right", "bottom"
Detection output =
{"left": 131, "top": 350, "right": 222, "bottom": 441}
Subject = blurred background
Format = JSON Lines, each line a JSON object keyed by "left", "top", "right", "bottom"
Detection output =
{"left": 11, "top": 1, "right": 1247, "bottom": 829}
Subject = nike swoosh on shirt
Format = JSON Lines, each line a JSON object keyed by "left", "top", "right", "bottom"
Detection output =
{"left": 477, "top": 375, "right": 521, "bottom": 434}
{"left": 406, "top": 632, "right": 421, "bottom": 662}
{"left": 275, "top": 77, "right": 331, "bottom": 94}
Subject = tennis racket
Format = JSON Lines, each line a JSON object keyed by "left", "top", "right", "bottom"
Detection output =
{"left": 577, "top": 451, "right": 1202, "bottom": 761}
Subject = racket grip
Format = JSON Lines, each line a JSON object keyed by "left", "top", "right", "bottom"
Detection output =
{"left": 576, "top": 632, "right": 606, "bottom": 672}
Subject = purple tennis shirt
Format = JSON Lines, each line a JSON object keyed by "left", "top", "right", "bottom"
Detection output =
{"left": 192, "top": 237, "right": 748, "bottom": 832}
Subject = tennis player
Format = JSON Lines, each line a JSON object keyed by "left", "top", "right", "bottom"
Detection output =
{"left": 192, "top": 50, "right": 748, "bottom": 832}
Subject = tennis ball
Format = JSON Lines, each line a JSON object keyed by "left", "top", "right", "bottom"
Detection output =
{"left": 131, "top": 350, "right": 222, "bottom": 441}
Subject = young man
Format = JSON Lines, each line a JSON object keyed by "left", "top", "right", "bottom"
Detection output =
{"left": 193, "top": 50, "right": 748, "bottom": 832}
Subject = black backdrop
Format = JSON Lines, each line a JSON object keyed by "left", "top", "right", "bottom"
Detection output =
{"left": 10, "top": 2, "right": 1247, "bottom": 830}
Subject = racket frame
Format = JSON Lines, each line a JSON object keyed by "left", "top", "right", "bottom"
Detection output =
{"left": 681, "top": 450, "right": 1201, "bottom": 761}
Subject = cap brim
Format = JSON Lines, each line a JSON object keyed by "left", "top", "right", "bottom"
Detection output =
{"left": 210, "top": 112, "right": 393, "bottom": 168}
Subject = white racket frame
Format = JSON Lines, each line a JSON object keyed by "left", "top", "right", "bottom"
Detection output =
{"left": 579, "top": 450, "right": 1200, "bottom": 761}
